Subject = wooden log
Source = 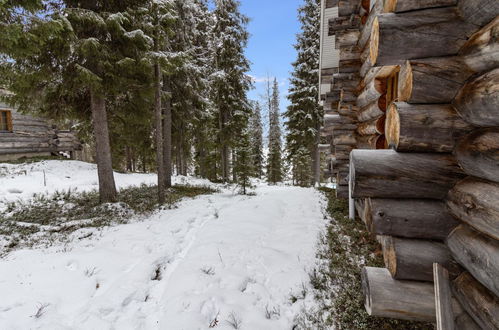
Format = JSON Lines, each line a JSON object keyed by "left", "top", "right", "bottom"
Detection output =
{"left": 361, "top": 267, "right": 436, "bottom": 322}
{"left": 452, "top": 272, "right": 499, "bottom": 329}
{"left": 382, "top": 236, "right": 461, "bottom": 282}
{"left": 356, "top": 134, "right": 379, "bottom": 149}
{"left": 398, "top": 57, "right": 473, "bottom": 104}
{"left": 350, "top": 150, "right": 465, "bottom": 199}
{"left": 447, "top": 178, "right": 499, "bottom": 241}
{"left": 357, "top": 115, "right": 385, "bottom": 136}
{"left": 447, "top": 225, "right": 499, "bottom": 297}
{"left": 338, "top": 0, "right": 359, "bottom": 17}
{"left": 356, "top": 78, "right": 386, "bottom": 108}
{"left": 336, "top": 184, "right": 349, "bottom": 199}
{"left": 434, "top": 263, "right": 455, "bottom": 330}
{"left": 338, "top": 59, "right": 362, "bottom": 73}
{"left": 325, "top": 114, "right": 343, "bottom": 125}
{"left": 336, "top": 29, "right": 360, "bottom": 49}
{"left": 385, "top": 102, "right": 472, "bottom": 152}
{"left": 358, "top": 0, "right": 384, "bottom": 49}
{"left": 365, "top": 198, "right": 459, "bottom": 240}
{"left": 453, "top": 68, "right": 499, "bottom": 127}
{"left": 369, "top": 8, "right": 477, "bottom": 67}
{"left": 357, "top": 99, "right": 385, "bottom": 122}
{"left": 383, "top": 0, "right": 456, "bottom": 13}
{"left": 333, "top": 133, "right": 357, "bottom": 146}
{"left": 457, "top": 0, "right": 499, "bottom": 27}
{"left": 398, "top": 17, "right": 499, "bottom": 104}
{"left": 330, "top": 16, "right": 361, "bottom": 33}
{"left": 337, "top": 104, "right": 358, "bottom": 118}
{"left": 455, "top": 128, "right": 499, "bottom": 183}
{"left": 325, "top": 90, "right": 341, "bottom": 104}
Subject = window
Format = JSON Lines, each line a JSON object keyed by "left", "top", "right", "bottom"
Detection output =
{"left": 0, "top": 110, "right": 13, "bottom": 132}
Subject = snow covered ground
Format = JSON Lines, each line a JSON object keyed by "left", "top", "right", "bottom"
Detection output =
{"left": 0, "top": 160, "right": 214, "bottom": 212}
{"left": 0, "top": 161, "right": 326, "bottom": 329}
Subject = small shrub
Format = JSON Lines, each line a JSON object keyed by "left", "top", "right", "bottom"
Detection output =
{"left": 0, "top": 184, "right": 216, "bottom": 254}
{"left": 226, "top": 312, "right": 242, "bottom": 329}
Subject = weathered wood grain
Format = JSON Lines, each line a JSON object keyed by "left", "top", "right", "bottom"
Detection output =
{"left": 350, "top": 150, "right": 465, "bottom": 199}
{"left": 365, "top": 198, "right": 459, "bottom": 240}
{"left": 447, "top": 225, "right": 499, "bottom": 297}
{"left": 447, "top": 178, "right": 499, "bottom": 241}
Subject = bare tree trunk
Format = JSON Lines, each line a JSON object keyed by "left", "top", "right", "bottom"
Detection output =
{"left": 90, "top": 90, "right": 117, "bottom": 203}
{"left": 154, "top": 60, "right": 165, "bottom": 204}
{"left": 162, "top": 85, "right": 172, "bottom": 188}
{"left": 313, "top": 122, "right": 321, "bottom": 186}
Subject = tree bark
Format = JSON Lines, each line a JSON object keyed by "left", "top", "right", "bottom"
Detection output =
{"left": 361, "top": 266, "right": 436, "bottom": 322}
{"left": 381, "top": 236, "right": 461, "bottom": 282}
{"left": 447, "top": 225, "right": 499, "bottom": 297}
{"left": 162, "top": 85, "right": 172, "bottom": 188}
{"left": 154, "top": 61, "right": 165, "bottom": 204}
{"left": 350, "top": 150, "right": 465, "bottom": 199}
{"left": 369, "top": 8, "right": 477, "bottom": 66}
{"left": 90, "top": 90, "right": 117, "bottom": 203}
{"left": 365, "top": 198, "right": 459, "bottom": 240}
{"left": 453, "top": 68, "right": 499, "bottom": 127}
{"left": 447, "top": 177, "right": 499, "bottom": 241}
{"left": 452, "top": 272, "right": 499, "bottom": 330}
{"left": 385, "top": 102, "right": 472, "bottom": 152}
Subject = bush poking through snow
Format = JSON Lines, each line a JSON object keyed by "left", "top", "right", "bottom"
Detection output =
{"left": 32, "top": 303, "right": 50, "bottom": 319}
{"left": 264, "top": 304, "right": 280, "bottom": 320}
{"left": 226, "top": 312, "right": 242, "bottom": 329}
{"left": 201, "top": 266, "right": 215, "bottom": 276}
{"left": 0, "top": 184, "right": 216, "bottom": 254}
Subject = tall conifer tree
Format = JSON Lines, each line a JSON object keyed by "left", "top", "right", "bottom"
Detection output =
{"left": 212, "top": 0, "right": 252, "bottom": 182}
{"left": 284, "top": 0, "right": 322, "bottom": 187}
{"left": 249, "top": 101, "right": 264, "bottom": 178}
{"left": 267, "top": 78, "right": 283, "bottom": 184}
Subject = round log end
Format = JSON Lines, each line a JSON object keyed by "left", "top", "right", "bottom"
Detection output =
{"left": 382, "top": 236, "right": 398, "bottom": 278}
{"left": 398, "top": 61, "right": 413, "bottom": 102}
{"left": 385, "top": 103, "right": 400, "bottom": 149}
{"left": 383, "top": 0, "right": 397, "bottom": 13}
{"left": 370, "top": 17, "right": 380, "bottom": 66}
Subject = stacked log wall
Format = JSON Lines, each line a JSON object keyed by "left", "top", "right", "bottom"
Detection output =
{"left": 0, "top": 107, "right": 82, "bottom": 158}
{"left": 323, "top": 0, "right": 499, "bottom": 326}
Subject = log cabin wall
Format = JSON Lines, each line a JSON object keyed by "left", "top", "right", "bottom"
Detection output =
{"left": 322, "top": 0, "right": 499, "bottom": 327}
{"left": 0, "top": 96, "right": 81, "bottom": 161}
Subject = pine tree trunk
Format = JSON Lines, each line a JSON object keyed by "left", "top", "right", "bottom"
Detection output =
{"left": 154, "top": 62, "right": 165, "bottom": 204}
{"left": 90, "top": 90, "right": 117, "bottom": 203}
{"left": 313, "top": 122, "right": 321, "bottom": 186}
{"left": 162, "top": 84, "right": 172, "bottom": 188}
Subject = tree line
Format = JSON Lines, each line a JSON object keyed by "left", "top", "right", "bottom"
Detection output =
{"left": 0, "top": 0, "right": 323, "bottom": 203}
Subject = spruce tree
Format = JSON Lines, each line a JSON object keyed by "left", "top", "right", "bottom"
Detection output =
{"left": 212, "top": 0, "right": 252, "bottom": 182}
{"left": 284, "top": 0, "right": 322, "bottom": 187}
{"left": 2, "top": 0, "right": 162, "bottom": 202}
{"left": 249, "top": 101, "right": 264, "bottom": 178}
{"left": 233, "top": 126, "right": 253, "bottom": 195}
{"left": 267, "top": 78, "right": 283, "bottom": 184}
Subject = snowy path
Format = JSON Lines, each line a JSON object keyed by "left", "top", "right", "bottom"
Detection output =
{"left": 0, "top": 184, "right": 326, "bottom": 329}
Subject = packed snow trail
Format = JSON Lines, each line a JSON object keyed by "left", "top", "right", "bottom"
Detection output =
{"left": 0, "top": 172, "right": 326, "bottom": 329}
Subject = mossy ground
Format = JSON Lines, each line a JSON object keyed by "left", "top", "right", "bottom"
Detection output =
{"left": 293, "top": 187, "right": 434, "bottom": 330}
{"left": 0, "top": 184, "right": 216, "bottom": 254}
